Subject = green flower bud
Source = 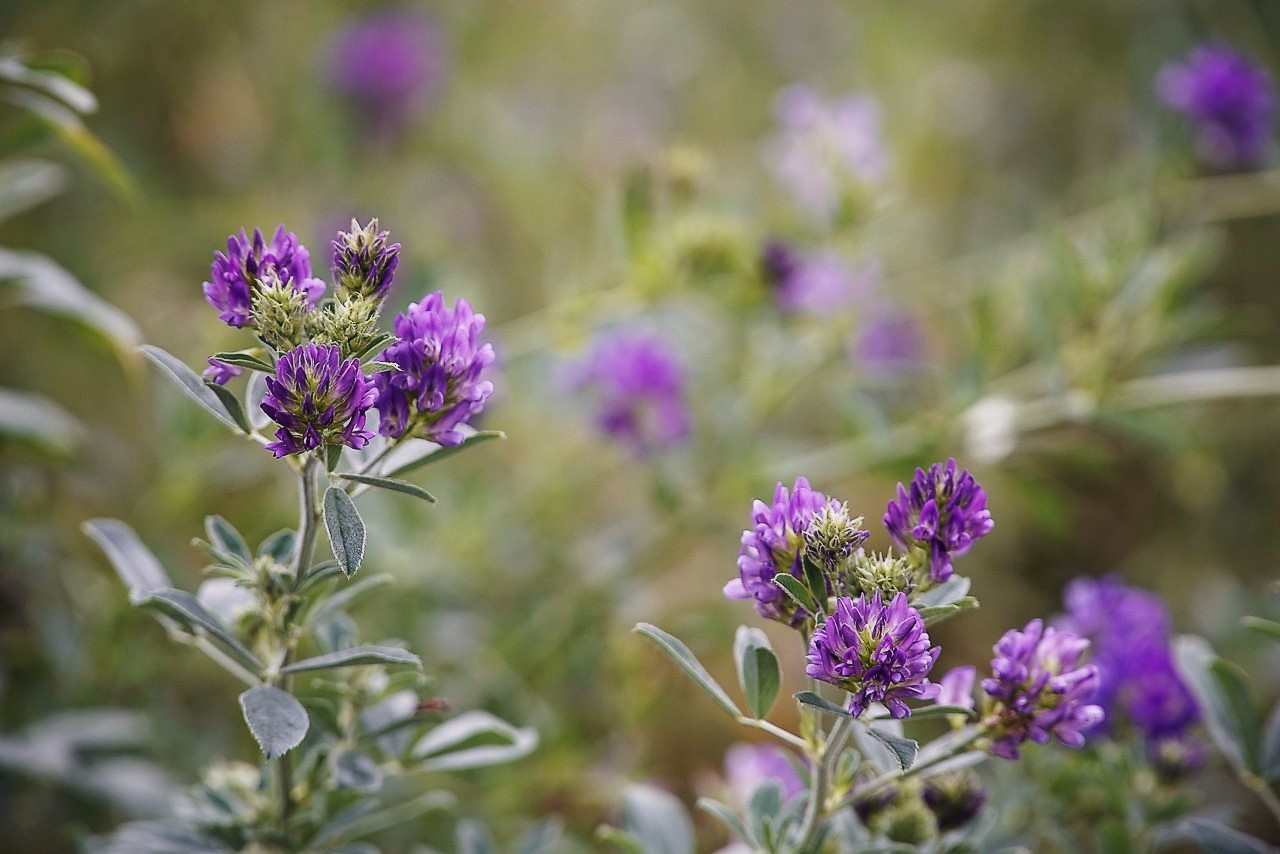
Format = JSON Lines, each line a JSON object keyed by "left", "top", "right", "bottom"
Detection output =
{"left": 250, "top": 272, "right": 311, "bottom": 349}
{"left": 309, "top": 296, "right": 383, "bottom": 360}
{"left": 803, "top": 502, "right": 868, "bottom": 572}
{"left": 850, "top": 551, "right": 915, "bottom": 600}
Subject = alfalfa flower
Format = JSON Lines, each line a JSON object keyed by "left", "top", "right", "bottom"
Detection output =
{"left": 883, "top": 458, "right": 993, "bottom": 583}
{"left": 572, "top": 333, "right": 689, "bottom": 454}
{"left": 202, "top": 226, "right": 326, "bottom": 330}
{"left": 260, "top": 343, "right": 377, "bottom": 458}
{"left": 1158, "top": 43, "right": 1274, "bottom": 171}
{"left": 332, "top": 218, "right": 400, "bottom": 301}
{"left": 722, "top": 742, "right": 805, "bottom": 807}
{"left": 203, "top": 358, "right": 243, "bottom": 387}
{"left": 373, "top": 292, "right": 495, "bottom": 445}
{"left": 724, "top": 477, "right": 841, "bottom": 625}
{"left": 805, "top": 592, "right": 940, "bottom": 718}
{"left": 981, "top": 619, "right": 1104, "bottom": 760}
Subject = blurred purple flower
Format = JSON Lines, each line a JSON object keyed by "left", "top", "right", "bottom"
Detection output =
{"left": 922, "top": 772, "right": 986, "bottom": 832}
{"left": 725, "top": 477, "right": 840, "bottom": 625}
{"left": 761, "top": 240, "right": 877, "bottom": 315}
{"left": 764, "top": 85, "right": 887, "bottom": 224}
{"left": 723, "top": 742, "right": 805, "bottom": 806}
{"left": 373, "top": 292, "right": 495, "bottom": 445}
{"left": 1158, "top": 43, "right": 1274, "bottom": 170}
{"left": 326, "top": 10, "right": 444, "bottom": 139}
{"left": 573, "top": 333, "right": 689, "bottom": 454}
{"left": 202, "top": 226, "right": 325, "bottom": 329}
{"left": 883, "top": 459, "right": 993, "bottom": 583}
{"left": 203, "top": 357, "right": 243, "bottom": 387}
{"left": 806, "top": 592, "right": 940, "bottom": 718}
{"left": 1060, "top": 576, "right": 1200, "bottom": 756}
{"left": 260, "top": 343, "right": 377, "bottom": 458}
{"left": 936, "top": 665, "right": 976, "bottom": 710}
{"left": 852, "top": 308, "right": 926, "bottom": 374}
{"left": 981, "top": 619, "right": 1104, "bottom": 760}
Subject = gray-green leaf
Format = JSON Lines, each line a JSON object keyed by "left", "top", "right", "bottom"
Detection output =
{"left": 621, "top": 784, "right": 694, "bottom": 854}
{"left": 238, "top": 685, "right": 308, "bottom": 759}
{"left": 281, "top": 645, "right": 420, "bottom": 675}
{"left": 142, "top": 588, "right": 263, "bottom": 675}
{"left": 633, "top": 623, "right": 742, "bottom": 719}
{"left": 323, "top": 486, "right": 366, "bottom": 578}
{"left": 1173, "top": 636, "right": 1259, "bottom": 772}
{"left": 734, "top": 626, "right": 780, "bottom": 720}
{"left": 412, "top": 710, "right": 538, "bottom": 772}
{"left": 335, "top": 472, "right": 437, "bottom": 503}
{"left": 82, "top": 519, "right": 171, "bottom": 602}
{"left": 140, "top": 345, "right": 243, "bottom": 433}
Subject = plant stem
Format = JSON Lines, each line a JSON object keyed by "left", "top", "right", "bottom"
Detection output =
{"left": 737, "top": 716, "right": 809, "bottom": 752}
{"left": 793, "top": 714, "right": 852, "bottom": 853}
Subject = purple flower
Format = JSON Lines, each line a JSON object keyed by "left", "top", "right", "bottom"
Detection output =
{"left": 936, "top": 665, "right": 976, "bottom": 710}
{"left": 203, "top": 358, "right": 243, "bottom": 387}
{"left": 805, "top": 592, "right": 940, "bottom": 718}
{"left": 1158, "top": 43, "right": 1274, "bottom": 171}
{"left": 981, "top": 619, "right": 1104, "bottom": 760}
{"left": 327, "top": 11, "right": 444, "bottom": 139}
{"left": 764, "top": 86, "right": 888, "bottom": 225}
{"left": 260, "top": 344, "right": 377, "bottom": 458}
{"left": 724, "top": 477, "right": 841, "bottom": 625}
{"left": 883, "top": 459, "right": 993, "bottom": 583}
{"left": 922, "top": 772, "right": 986, "bottom": 832}
{"left": 573, "top": 333, "right": 689, "bottom": 454}
{"left": 332, "top": 218, "right": 400, "bottom": 300}
{"left": 852, "top": 309, "right": 925, "bottom": 375}
{"left": 202, "top": 226, "right": 326, "bottom": 329}
{"left": 775, "top": 251, "right": 875, "bottom": 315}
{"left": 723, "top": 742, "right": 805, "bottom": 806}
{"left": 1060, "top": 576, "right": 1199, "bottom": 750}
{"left": 373, "top": 292, "right": 495, "bottom": 445}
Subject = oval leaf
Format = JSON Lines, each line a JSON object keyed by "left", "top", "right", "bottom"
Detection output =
{"left": 622, "top": 784, "right": 694, "bottom": 854}
{"left": 239, "top": 685, "right": 308, "bottom": 759}
{"left": 633, "top": 623, "right": 742, "bottom": 719}
{"left": 795, "top": 690, "right": 854, "bottom": 718}
{"left": 734, "top": 626, "right": 780, "bottom": 720}
{"left": 82, "top": 519, "right": 171, "bottom": 602}
{"left": 281, "top": 645, "right": 421, "bottom": 675}
{"left": 773, "top": 574, "right": 818, "bottom": 615}
{"left": 1174, "top": 635, "right": 1260, "bottom": 772}
{"left": 323, "top": 486, "right": 366, "bottom": 578}
{"left": 866, "top": 726, "right": 919, "bottom": 772}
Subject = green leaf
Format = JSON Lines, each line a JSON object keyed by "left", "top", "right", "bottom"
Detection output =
{"left": 633, "top": 623, "right": 742, "bottom": 719}
{"left": 697, "top": 798, "right": 754, "bottom": 848}
{"left": 1242, "top": 616, "right": 1280, "bottom": 644}
{"left": 916, "top": 597, "right": 978, "bottom": 626}
{"left": 257, "top": 529, "right": 295, "bottom": 563}
{"left": 795, "top": 690, "right": 853, "bottom": 718}
{"left": 238, "top": 685, "right": 308, "bottom": 760}
{"left": 323, "top": 486, "right": 366, "bottom": 578}
{"left": 801, "top": 555, "right": 828, "bottom": 616}
{"left": 911, "top": 576, "right": 971, "bottom": 609}
{"left": 516, "top": 818, "right": 564, "bottom": 854}
{"left": 734, "top": 626, "right": 780, "bottom": 720}
{"left": 0, "top": 387, "right": 82, "bottom": 454}
{"left": 139, "top": 345, "right": 242, "bottom": 433}
{"left": 211, "top": 351, "right": 275, "bottom": 373}
{"left": 142, "top": 588, "right": 263, "bottom": 675}
{"left": 245, "top": 372, "right": 271, "bottom": 432}
{"left": 306, "top": 573, "right": 393, "bottom": 624}
{"left": 335, "top": 472, "right": 437, "bottom": 504}
{"left": 621, "top": 784, "right": 694, "bottom": 854}
{"left": 363, "top": 361, "right": 399, "bottom": 374}
{"left": 311, "top": 791, "right": 455, "bottom": 849}
{"left": 384, "top": 430, "right": 505, "bottom": 478}
{"left": 331, "top": 748, "right": 382, "bottom": 793}
{"left": 325, "top": 443, "right": 343, "bottom": 472}
{"left": 865, "top": 726, "right": 918, "bottom": 772}
{"left": 1173, "top": 636, "right": 1260, "bottom": 772}
{"left": 204, "top": 382, "right": 251, "bottom": 434}
{"left": 773, "top": 574, "right": 819, "bottom": 615}
{"left": 745, "top": 780, "right": 782, "bottom": 846}
{"left": 204, "top": 516, "right": 251, "bottom": 565}
{"left": 0, "top": 57, "right": 97, "bottom": 113}
{"left": 1, "top": 87, "right": 133, "bottom": 199}
{"left": 0, "top": 248, "right": 140, "bottom": 360}
{"left": 281, "top": 645, "right": 421, "bottom": 674}
{"left": 1180, "top": 818, "right": 1273, "bottom": 854}
{"left": 456, "top": 819, "right": 497, "bottom": 854}
{"left": 868, "top": 703, "right": 976, "bottom": 721}
{"left": 82, "top": 519, "right": 171, "bottom": 602}
{"left": 354, "top": 332, "right": 397, "bottom": 361}
{"left": 1262, "top": 700, "right": 1280, "bottom": 783}
{"left": 412, "top": 711, "right": 538, "bottom": 772}
{"left": 0, "top": 159, "right": 65, "bottom": 222}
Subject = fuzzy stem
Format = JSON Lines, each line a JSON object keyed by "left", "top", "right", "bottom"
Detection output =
{"left": 793, "top": 715, "right": 853, "bottom": 853}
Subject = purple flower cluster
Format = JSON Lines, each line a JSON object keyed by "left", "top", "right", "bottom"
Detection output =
{"left": 332, "top": 218, "right": 400, "bottom": 300}
{"left": 260, "top": 343, "right": 377, "bottom": 458}
{"left": 981, "top": 619, "right": 1103, "bottom": 760}
{"left": 573, "top": 333, "right": 689, "bottom": 454}
{"left": 372, "top": 292, "right": 495, "bottom": 446}
{"left": 805, "top": 592, "right": 940, "bottom": 718}
{"left": 202, "top": 226, "right": 326, "bottom": 329}
{"left": 1060, "top": 576, "right": 1200, "bottom": 761}
{"left": 764, "top": 85, "right": 888, "bottom": 225}
{"left": 724, "top": 477, "right": 841, "bottom": 625}
{"left": 326, "top": 11, "right": 444, "bottom": 139}
{"left": 722, "top": 742, "right": 805, "bottom": 806}
{"left": 884, "top": 459, "right": 993, "bottom": 583}
{"left": 1158, "top": 43, "right": 1274, "bottom": 171}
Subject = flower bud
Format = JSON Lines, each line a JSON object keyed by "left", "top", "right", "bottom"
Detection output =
{"left": 251, "top": 272, "right": 312, "bottom": 350}
{"left": 921, "top": 771, "right": 986, "bottom": 831}
{"left": 332, "top": 218, "right": 400, "bottom": 301}
{"left": 309, "top": 295, "right": 383, "bottom": 359}
{"left": 849, "top": 550, "right": 913, "bottom": 600}
{"left": 802, "top": 502, "right": 868, "bottom": 572}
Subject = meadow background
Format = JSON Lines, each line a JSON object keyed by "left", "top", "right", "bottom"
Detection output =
{"left": 3, "top": 1, "right": 1280, "bottom": 850}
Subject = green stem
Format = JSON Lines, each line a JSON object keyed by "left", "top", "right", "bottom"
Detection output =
{"left": 736, "top": 716, "right": 809, "bottom": 752}
{"left": 794, "top": 715, "right": 853, "bottom": 853}
{"left": 842, "top": 727, "right": 984, "bottom": 808}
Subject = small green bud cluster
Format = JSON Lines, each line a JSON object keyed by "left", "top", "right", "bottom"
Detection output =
{"left": 803, "top": 502, "right": 868, "bottom": 571}
{"left": 251, "top": 273, "right": 311, "bottom": 350}
{"left": 850, "top": 550, "right": 915, "bottom": 600}
{"left": 309, "top": 294, "right": 383, "bottom": 359}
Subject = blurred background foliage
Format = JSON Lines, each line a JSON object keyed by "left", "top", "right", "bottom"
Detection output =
{"left": 4, "top": 0, "right": 1280, "bottom": 850}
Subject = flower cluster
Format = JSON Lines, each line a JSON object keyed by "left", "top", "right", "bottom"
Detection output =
{"left": 572, "top": 333, "right": 690, "bottom": 454}
{"left": 805, "top": 592, "right": 940, "bottom": 718}
{"left": 202, "top": 226, "right": 326, "bottom": 331}
{"left": 259, "top": 343, "right": 377, "bottom": 458}
{"left": 724, "top": 477, "right": 841, "bottom": 625}
{"left": 332, "top": 218, "right": 400, "bottom": 301}
{"left": 764, "top": 85, "right": 888, "bottom": 225}
{"left": 1158, "top": 43, "right": 1274, "bottom": 171}
{"left": 372, "top": 292, "right": 496, "bottom": 445}
{"left": 884, "top": 458, "right": 994, "bottom": 583}
{"left": 981, "top": 619, "right": 1104, "bottom": 760}
{"left": 1060, "top": 576, "right": 1200, "bottom": 767}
